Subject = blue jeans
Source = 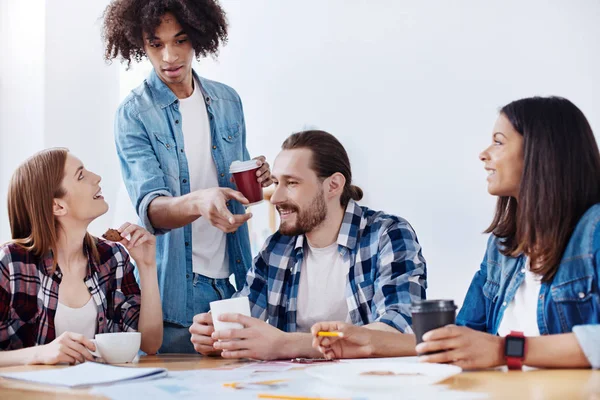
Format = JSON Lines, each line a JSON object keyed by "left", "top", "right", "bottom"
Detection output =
{"left": 158, "top": 274, "right": 236, "bottom": 354}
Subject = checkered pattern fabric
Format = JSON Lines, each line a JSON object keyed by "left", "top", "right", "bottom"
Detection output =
{"left": 236, "top": 200, "right": 427, "bottom": 333}
{"left": 0, "top": 238, "right": 141, "bottom": 350}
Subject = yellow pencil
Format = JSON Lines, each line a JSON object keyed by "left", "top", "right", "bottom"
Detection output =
{"left": 316, "top": 331, "right": 344, "bottom": 338}
{"left": 258, "top": 395, "right": 351, "bottom": 400}
{"left": 224, "top": 379, "right": 288, "bottom": 389}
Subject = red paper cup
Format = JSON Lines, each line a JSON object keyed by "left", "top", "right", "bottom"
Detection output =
{"left": 230, "top": 160, "right": 264, "bottom": 206}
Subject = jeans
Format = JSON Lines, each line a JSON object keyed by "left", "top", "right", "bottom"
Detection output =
{"left": 158, "top": 274, "right": 236, "bottom": 354}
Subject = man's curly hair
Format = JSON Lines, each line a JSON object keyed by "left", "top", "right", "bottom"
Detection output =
{"left": 102, "top": 0, "right": 228, "bottom": 66}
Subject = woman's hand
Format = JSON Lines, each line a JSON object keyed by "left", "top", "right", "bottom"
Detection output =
{"left": 30, "top": 332, "right": 96, "bottom": 365}
{"left": 116, "top": 223, "right": 156, "bottom": 267}
{"left": 416, "top": 325, "right": 504, "bottom": 370}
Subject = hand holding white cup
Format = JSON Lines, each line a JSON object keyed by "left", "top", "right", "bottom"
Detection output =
{"left": 209, "top": 297, "right": 251, "bottom": 339}
{"left": 90, "top": 332, "right": 141, "bottom": 363}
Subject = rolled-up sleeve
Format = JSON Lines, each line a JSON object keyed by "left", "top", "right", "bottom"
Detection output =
{"left": 114, "top": 103, "right": 172, "bottom": 235}
{"left": 373, "top": 221, "right": 427, "bottom": 333}
{"left": 114, "top": 246, "right": 142, "bottom": 332}
{"left": 234, "top": 249, "right": 269, "bottom": 322}
{"left": 573, "top": 325, "right": 600, "bottom": 369}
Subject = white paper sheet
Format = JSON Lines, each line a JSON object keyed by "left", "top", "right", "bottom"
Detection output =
{"left": 0, "top": 362, "right": 167, "bottom": 388}
{"left": 93, "top": 368, "right": 487, "bottom": 400}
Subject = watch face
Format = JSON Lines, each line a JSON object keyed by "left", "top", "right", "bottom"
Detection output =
{"left": 505, "top": 336, "right": 526, "bottom": 357}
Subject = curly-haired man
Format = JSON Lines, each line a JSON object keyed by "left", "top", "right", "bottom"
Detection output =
{"left": 102, "top": 0, "right": 272, "bottom": 353}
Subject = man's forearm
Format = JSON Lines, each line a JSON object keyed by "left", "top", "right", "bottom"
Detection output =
{"left": 148, "top": 193, "right": 199, "bottom": 230}
{"left": 365, "top": 321, "right": 401, "bottom": 333}
{"left": 370, "top": 331, "right": 417, "bottom": 357}
{"left": 524, "top": 333, "right": 590, "bottom": 368}
{"left": 282, "top": 333, "right": 324, "bottom": 359}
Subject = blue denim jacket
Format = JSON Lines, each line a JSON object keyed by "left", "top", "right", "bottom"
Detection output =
{"left": 114, "top": 69, "right": 252, "bottom": 326}
{"left": 457, "top": 204, "right": 600, "bottom": 366}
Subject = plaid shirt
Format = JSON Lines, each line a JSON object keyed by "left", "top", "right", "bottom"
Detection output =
{"left": 236, "top": 200, "right": 427, "bottom": 333}
{"left": 0, "top": 238, "right": 141, "bottom": 350}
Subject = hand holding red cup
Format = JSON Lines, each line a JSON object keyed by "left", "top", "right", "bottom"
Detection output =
{"left": 230, "top": 160, "right": 264, "bottom": 206}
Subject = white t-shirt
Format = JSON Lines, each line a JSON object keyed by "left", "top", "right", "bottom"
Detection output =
{"left": 296, "top": 240, "right": 350, "bottom": 333}
{"left": 497, "top": 259, "right": 542, "bottom": 337}
{"left": 54, "top": 297, "right": 98, "bottom": 339}
{"left": 179, "top": 80, "right": 229, "bottom": 278}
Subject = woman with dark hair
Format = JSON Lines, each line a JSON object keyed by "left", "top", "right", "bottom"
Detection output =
{"left": 311, "top": 97, "right": 600, "bottom": 369}
{"left": 0, "top": 149, "right": 163, "bottom": 366}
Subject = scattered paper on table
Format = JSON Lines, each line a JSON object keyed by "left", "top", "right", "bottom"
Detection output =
{"left": 0, "top": 362, "right": 167, "bottom": 388}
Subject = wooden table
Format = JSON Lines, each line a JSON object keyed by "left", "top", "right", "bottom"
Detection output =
{"left": 1, "top": 355, "right": 599, "bottom": 399}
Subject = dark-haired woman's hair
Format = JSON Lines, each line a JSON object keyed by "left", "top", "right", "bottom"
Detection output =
{"left": 486, "top": 96, "right": 600, "bottom": 281}
{"left": 281, "top": 130, "right": 363, "bottom": 207}
{"left": 102, "top": 0, "right": 228, "bottom": 66}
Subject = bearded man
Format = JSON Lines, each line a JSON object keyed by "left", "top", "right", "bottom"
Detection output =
{"left": 189, "top": 130, "right": 427, "bottom": 360}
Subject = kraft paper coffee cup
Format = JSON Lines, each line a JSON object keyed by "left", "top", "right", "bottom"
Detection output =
{"left": 229, "top": 160, "right": 263, "bottom": 206}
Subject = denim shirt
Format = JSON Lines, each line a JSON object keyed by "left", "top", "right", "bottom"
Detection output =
{"left": 114, "top": 69, "right": 252, "bottom": 326}
{"left": 457, "top": 203, "right": 600, "bottom": 366}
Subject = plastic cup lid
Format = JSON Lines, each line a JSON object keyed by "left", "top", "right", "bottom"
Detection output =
{"left": 410, "top": 299, "right": 457, "bottom": 313}
{"left": 229, "top": 160, "right": 260, "bottom": 174}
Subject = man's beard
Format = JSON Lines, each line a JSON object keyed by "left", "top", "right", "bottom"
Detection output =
{"left": 277, "top": 190, "right": 327, "bottom": 236}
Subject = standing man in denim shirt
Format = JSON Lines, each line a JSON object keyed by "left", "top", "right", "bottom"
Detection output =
{"left": 102, "top": 0, "right": 272, "bottom": 353}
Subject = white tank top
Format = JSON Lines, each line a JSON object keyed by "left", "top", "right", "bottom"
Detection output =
{"left": 54, "top": 297, "right": 98, "bottom": 339}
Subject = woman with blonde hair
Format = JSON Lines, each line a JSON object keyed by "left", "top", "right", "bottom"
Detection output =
{"left": 0, "top": 148, "right": 163, "bottom": 366}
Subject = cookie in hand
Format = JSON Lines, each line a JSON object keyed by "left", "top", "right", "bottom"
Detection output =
{"left": 102, "top": 228, "right": 122, "bottom": 242}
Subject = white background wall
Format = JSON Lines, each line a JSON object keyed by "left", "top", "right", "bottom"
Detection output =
{"left": 1, "top": 0, "right": 599, "bottom": 305}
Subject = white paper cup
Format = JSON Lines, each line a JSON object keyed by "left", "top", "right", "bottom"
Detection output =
{"left": 90, "top": 332, "right": 141, "bottom": 364}
{"left": 210, "top": 296, "right": 251, "bottom": 333}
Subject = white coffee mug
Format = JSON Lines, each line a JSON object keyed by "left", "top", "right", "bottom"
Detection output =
{"left": 90, "top": 332, "right": 141, "bottom": 364}
{"left": 209, "top": 296, "right": 251, "bottom": 333}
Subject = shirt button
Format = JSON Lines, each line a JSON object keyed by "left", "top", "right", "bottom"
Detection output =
{"left": 165, "top": 144, "right": 171, "bottom": 149}
{"left": 174, "top": 100, "right": 179, "bottom": 104}
{"left": 213, "top": 145, "right": 217, "bottom": 150}
{"left": 175, "top": 119, "right": 180, "bottom": 124}
{"left": 579, "top": 292, "right": 586, "bottom": 299}
{"left": 521, "top": 268, "right": 526, "bottom": 273}
{"left": 220, "top": 173, "right": 225, "bottom": 177}
{"left": 88, "top": 287, "right": 93, "bottom": 292}
{"left": 186, "top": 274, "right": 190, "bottom": 279}
{"left": 98, "top": 317, "right": 104, "bottom": 322}
{"left": 185, "top": 242, "right": 189, "bottom": 246}
{"left": 502, "top": 301, "right": 507, "bottom": 307}
{"left": 182, "top": 179, "right": 187, "bottom": 183}
{"left": 180, "top": 149, "right": 184, "bottom": 153}
{"left": 228, "top": 136, "right": 232, "bottom": 140}
{"left": 205, "top": 97, "right": 210, "bottom": 103}
{"left": 236, "top": 259, "right": 241, "bottom": 263}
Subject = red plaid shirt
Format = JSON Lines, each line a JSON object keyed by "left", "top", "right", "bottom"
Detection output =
{"left": 0, "top": 238, "right": 141, "bottom": 350}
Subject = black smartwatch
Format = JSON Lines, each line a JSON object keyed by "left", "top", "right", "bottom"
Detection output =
{"left": 504, "top": 331, "right": 526, "bottom": 370}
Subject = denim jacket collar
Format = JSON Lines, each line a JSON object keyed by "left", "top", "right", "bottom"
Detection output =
{"left": 147, "top": 69, "right": 215, "bottom": 109}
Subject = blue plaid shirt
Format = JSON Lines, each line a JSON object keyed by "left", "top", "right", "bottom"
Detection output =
{"left": 236, "top": 200, "right": 427, "bottom": 333}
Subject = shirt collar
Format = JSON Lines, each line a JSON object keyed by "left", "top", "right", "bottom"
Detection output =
{"left": 147, "top": 68, "right": 214, "bottom": 109}
{"left": 293, "top": 199, "right": 363, "bottom": 253}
